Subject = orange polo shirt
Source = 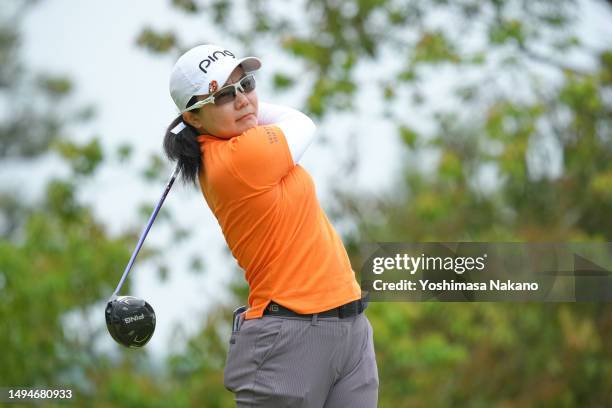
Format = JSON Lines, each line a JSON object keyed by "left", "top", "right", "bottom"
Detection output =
{"left": 197, "top": 125, "right": 362, "bottom": 319}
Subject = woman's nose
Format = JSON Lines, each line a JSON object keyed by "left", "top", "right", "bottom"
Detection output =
{"left": 235, "top": 90, "right": 249, "bottom": 108}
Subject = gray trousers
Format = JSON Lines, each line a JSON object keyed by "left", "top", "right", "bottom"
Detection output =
{"left": 224, "top": 312, "right": 379, "bottom": 407}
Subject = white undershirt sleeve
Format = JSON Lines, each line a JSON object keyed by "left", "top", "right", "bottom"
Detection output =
{"left": 257, "top": 102, "right": 316, "bottom": 164}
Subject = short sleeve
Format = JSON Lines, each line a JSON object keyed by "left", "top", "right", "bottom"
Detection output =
{"left": 227, "top": 125, "right": 294, "bottom": 188}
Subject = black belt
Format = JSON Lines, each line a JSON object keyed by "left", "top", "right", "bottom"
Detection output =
{"left": 264, "top": 292, "right": 369, "bottom": 319}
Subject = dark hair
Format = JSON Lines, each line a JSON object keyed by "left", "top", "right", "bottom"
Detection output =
{"left": 163, "top": 111, "right": 202, "bottom": 187}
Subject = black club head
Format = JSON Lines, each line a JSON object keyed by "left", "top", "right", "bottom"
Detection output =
{"left": 105, "top": 296, "right": 156, "bottom": 348}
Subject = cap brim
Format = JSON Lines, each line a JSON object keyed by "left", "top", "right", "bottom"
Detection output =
{"left": 218, "top": 56, "right": 261, "bottom": 87}
{"left": 237, "top": 56, "right": 261, "bottom": 73}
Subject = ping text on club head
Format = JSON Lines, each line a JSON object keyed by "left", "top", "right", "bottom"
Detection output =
{"left": 124, "top": 314, "right": 145, "bottom": 324}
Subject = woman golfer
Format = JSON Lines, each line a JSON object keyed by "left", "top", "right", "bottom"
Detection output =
{"left": 164, "top": 44, "right": 378, "bottom": 407}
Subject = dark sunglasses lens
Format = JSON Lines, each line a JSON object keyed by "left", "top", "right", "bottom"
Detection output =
{"left": 213, "top": 75, "right": 256, "bottom": 106}
{"left": 241, "top": 75, "right": 256, "bottom": 92}
{"left": 214, "top": 88, "right": 236, "bottom": 105}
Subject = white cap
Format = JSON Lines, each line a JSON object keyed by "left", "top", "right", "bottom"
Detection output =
{"left": 169, "top": 44, "right": 261, "bottom": 113}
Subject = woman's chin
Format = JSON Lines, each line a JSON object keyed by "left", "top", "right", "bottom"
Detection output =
{"left": 237, "top": 117, "right": 258, "bottom": 132}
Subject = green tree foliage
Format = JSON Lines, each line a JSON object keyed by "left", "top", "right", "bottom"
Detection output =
{"left": 139, "top": 0, "right": 612, "bottom": 406}
{"left": 0, "top": 3, "right": 180, "bottom": 407}
{"left": 2, "top": 0, "right": 611, "bottom": 406}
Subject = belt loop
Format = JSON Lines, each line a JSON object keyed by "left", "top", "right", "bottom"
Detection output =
{"left": 311, "top": 313, "right": 318, "bottom": 326}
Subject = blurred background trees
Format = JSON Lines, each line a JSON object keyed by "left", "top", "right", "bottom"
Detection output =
{"left": 0, "top": 1, "right": 177, "bottom": 406}
{"left": 2, "top": 0, "right": 612, "bottom": 406}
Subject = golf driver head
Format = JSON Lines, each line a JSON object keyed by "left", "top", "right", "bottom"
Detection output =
{"left": 105, "top": 296, "right": 156, "bottom": 348}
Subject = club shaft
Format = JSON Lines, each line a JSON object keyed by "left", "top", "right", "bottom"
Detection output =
{"left": 110, "top": 165, "right": 180, "bottom": 301}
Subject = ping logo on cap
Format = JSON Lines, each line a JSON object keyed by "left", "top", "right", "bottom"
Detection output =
{"left": 198, "top": 50, "right": 235, "bottom": 74}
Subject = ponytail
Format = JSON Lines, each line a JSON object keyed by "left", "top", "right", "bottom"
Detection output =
{"left": 163, "top": 115, "right": 202, "bottom": 186}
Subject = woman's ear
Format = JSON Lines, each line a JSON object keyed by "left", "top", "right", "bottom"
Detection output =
{"left": 182, "top": 111, "right": 202, "bottom": 131}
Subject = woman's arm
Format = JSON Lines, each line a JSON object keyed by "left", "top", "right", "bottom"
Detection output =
{"left": 257, "top": 102, "right": 316, "bottom": 164}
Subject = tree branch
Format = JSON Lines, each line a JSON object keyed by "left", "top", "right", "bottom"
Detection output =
{"left": 519, "top": 44, "right": 590, "bottom": 76}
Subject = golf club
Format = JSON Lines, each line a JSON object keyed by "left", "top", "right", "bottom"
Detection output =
{"left": 105, "top": 165, "right": 180, "bottom": 348}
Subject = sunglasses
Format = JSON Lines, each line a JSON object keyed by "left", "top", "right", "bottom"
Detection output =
{"left": 185, "top": 73, "right": 256, "bottom": 111}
